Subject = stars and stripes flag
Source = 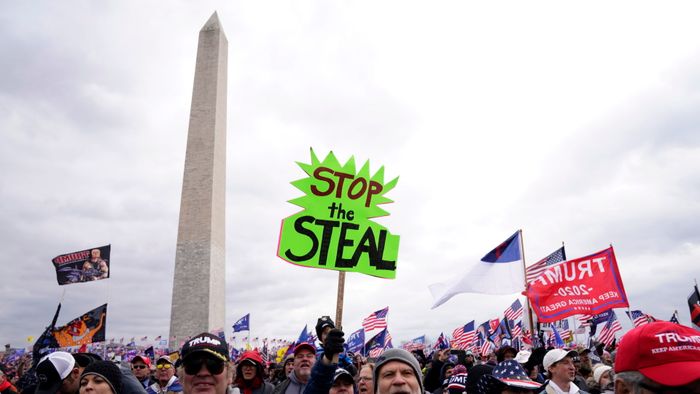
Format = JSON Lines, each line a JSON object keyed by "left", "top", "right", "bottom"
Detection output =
{"left": 578, "top": 314, "right": 593, "bottom": 327}
{"left": 402, "top": 335, "right": 426, "bottom": 352}
{"left": 625, "top": 310, "right": 652, "bottom": 327}
{"left": 597, "top": 312, "right": 622, "bottom": 347}
{"left": 362, "top": 307, "right": 389, "bottom": 332}
{"left": 559, "top": 329, "right": 573, "bottom": 342}
{"left": 526, "top": 246, "right": 566, "bottom": 283}
{"left": 504, "top": 299, "right": 524, "bottom": 321}
{"left": 510, "top": 320, "right": 523, "bottom": 339}
{"left": 480, "top": 339, "right": 493, "bottom": 357}
{"left": 451, "top": 321, "right": 476, "bottom": 350}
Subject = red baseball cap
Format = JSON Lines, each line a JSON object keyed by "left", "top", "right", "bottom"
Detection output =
{"left": 615, "top": 321, "right": 700, "bottom": 386}
{"left": 293, "top": 342, "right": 316, "bottom": 355}
{"left": 131, "top": 355, "right": 152, "bottom": 368}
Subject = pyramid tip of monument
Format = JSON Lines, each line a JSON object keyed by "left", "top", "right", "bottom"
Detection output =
{"left": 201, "top": 11, "right": 223, "bottom": 32}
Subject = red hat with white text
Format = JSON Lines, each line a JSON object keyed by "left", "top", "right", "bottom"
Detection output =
{"left": 615, "top": 321, "right": 700, "bottom": 386}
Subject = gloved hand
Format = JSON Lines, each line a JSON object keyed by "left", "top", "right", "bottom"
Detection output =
{"left": 323, "top": 328, "right": 345, "bottom": 362}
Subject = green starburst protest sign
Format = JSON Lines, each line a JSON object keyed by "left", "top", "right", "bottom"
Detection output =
{"left": 277, "top": 149, "right": 400, "bottom": 279}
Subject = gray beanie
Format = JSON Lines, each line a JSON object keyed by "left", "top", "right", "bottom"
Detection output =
{"left": 373, "top": 348, "right": 423, "bottom": 393}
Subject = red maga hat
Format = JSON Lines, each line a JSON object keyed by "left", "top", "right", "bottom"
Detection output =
{"left": 615, "top": 321, "right": 700, "bottom": 386}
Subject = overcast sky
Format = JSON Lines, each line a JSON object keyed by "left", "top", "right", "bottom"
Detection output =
{"left": 2, "top": 1, "right": 700, "bottom": 348}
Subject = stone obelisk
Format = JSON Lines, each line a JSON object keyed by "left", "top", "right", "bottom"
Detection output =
{"left": 170, "top": 12, "right": 227, "bottom": 345}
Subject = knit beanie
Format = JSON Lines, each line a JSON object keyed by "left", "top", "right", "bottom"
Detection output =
{"left": 81, "top": 360, "right": 123, "bottom": 394}
{"left": 373, "top": 349, "right": 423, "bottom": 393}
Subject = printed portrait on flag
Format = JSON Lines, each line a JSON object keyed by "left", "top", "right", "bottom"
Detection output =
{"left": 52, "top": 304, "right": 107, "bottom": 347}
{"left": 52, "top": 245, "right": 111, "bottom": 285}
{"left": 526, "top": 246, "right": 629, "bottom": 322}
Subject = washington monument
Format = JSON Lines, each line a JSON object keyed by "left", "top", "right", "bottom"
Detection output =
{"left": 170, "top": 12, "right": 228, "bottom": 344}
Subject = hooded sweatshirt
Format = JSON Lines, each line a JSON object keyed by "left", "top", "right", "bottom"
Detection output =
{"left": 235, "top": 351, "right": 274, "bottom": 394}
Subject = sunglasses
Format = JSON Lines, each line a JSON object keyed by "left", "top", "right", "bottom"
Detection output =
{"left": 183, "top": 357, "right": 225, "bottom": 376}
{"left": 156, "top": 364, "right": 172, "bottom": 370}
{"left": 132, "top": 365, "right": 148, "bottom": 370}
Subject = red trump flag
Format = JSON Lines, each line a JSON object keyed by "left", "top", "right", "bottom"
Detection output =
{"left": 526, "top": 246, "right": 629, "bottom": 322}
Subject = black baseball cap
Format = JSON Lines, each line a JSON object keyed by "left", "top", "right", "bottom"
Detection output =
{"left": 180, "top": 333, "right": 229, "bottom": 362}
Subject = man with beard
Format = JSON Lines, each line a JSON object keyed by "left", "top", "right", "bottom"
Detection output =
{"left": 271, "top": 343, "right": 315, "bottom": 394}
{"left": 541, "top": 349, "right": 585, "bottom": 394}
{"left": 233, "top": 351, "right": 273, "bottom": 394}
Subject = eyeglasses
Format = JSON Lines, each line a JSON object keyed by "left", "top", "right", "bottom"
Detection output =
{"left": 132, "top": 365, "right": 148, "bottom": 370}
{"left": 357, "top": 377, "right": 372, "bottom": 382}
{"left": 156, "top": 364, "right": 172, "bottom": 370}
{"left": 183, "top": 357, "right": 225, "bottom": 376}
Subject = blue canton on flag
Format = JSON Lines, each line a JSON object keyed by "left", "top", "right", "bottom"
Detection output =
{"left": 526, "top": 246, "right": 566, "bottom": 283}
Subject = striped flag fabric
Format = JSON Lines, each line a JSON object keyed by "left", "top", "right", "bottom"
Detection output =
{"left": 452, "top": 321, "right": 476, "bottom": 350}
{"left": 480, "top": 339, "right": 493, "bottom": 357}
{"left": 504, "top": 299, "right": 524, "bottom": 321}
{"left": 510, "top": 320, "right": 522, "bottom": 339}
{"left": 362, "top": 307, "right": 389, "bottom": 331}
{"left": 578, "top": 314, "right": 593, "bottom": 327}
{"left": 526, "top": 246, "right": 566, "bottom": 283}
{"left": 625, "top": 310, "right": 652, "bottom": 327}
{"left": 597, "top": 312, "right": 622, "bottom": 347}
{"left": 402, "top": 335, "right": 426, "bottom": 352}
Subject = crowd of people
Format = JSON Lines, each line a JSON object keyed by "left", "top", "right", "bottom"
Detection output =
{"left": 1, "top": 318, "right": 699, "bottom": 394}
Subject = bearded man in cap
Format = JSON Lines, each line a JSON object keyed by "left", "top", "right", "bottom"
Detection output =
{"left": 614, "top": 321, "right": 700, "bottom": 393}
{"left": 271, "top": 343, "right": 316, "bottom": 394}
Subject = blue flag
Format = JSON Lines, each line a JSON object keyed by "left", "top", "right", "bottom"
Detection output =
{"left": 232, "top": 314, "right": 250, "bottom": 332}
{"left": 345, "top": 328, "right": 365, "bottom": 354}
{"left": 551, "top": 325, "right": 565, "bottom": 348}
{"left": 365, "top": 329, "right": 388, "bottom": 356}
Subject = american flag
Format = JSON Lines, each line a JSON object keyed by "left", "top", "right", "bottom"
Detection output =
{"left": 626, "top": 310, "right": 651, "bottom": 327}
{"left": 559, "top": 329, "right": 572, "bottom": 342}
{"left": 510, "top": 321, "right": 523, "bottom": 339}
{"left": 402, "top": 335, "right": 426, "bottom": 352}
{"left": 452, "top": 321, "right": 476, "bottom": 350}
{"left": 597, "top": 312, "right": 622, "bottom": 347}
{"left": 526, "top": 246, "right": 566, "bottom": 283}
{"left": 362, "top": 307, "right": 389, "bottom": 331}
{"left": 480, "top": 340, "right": 493, "bottom": 357}
{"left": 504, "top": 299, "right": 524, "bottom": 321}
{"left": 578, "top": 314, "right": 593, "bottom": 327}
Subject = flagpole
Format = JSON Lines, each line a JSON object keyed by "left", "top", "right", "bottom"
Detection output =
{"left": 335, "top": 271, "right": 346, "bottom": 328}
{"left": 519, "top": 229, "right": 536, "bottom": 335}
